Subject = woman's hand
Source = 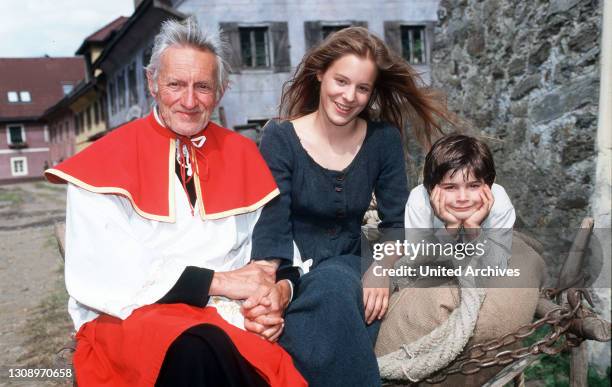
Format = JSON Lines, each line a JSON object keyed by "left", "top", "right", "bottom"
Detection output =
{"left": 363, "top": 287, "right": 389, "bottom": 325}
{"left": 242, "top": 280, "right": 292, "bottom": 342}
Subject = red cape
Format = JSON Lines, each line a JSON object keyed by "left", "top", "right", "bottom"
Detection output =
{"left": 45, "top": 113, "right": 279, "bottom": 221}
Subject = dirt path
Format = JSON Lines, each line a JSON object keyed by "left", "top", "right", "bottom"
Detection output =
{"left": 0, "top": 181, "right": 71, "bottom": 386}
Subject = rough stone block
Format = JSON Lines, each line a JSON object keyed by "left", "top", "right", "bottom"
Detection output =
{"left": 466, "top": 28, "right": 485, "bottom": 57}
{"left": 547, "top": 0, "right": 580, "bottom": 17}
{"left": 558, "top": 189, "right": 589, "bottom": 209}
{"left": 530, "top": 76, "right": 599, "bottom": 123}
{"left": 508, "top": 57, "right": 526, "bottom": 77}
{"left": 529, "top": 41, "right": 552, "bottom": 67}
{"left": 561, "top": 134, "right": 596, "bottom": 166}
{"left": 510, "top": 101, "right": 528, "bottom": 117}
{"left": 576, "top": 46, "right": 600, "bottom": 67}
{"left": 511, "top": 75, "right": 541, "bottom": 100}
{"left": 568, "top": 24, "right": 600, "bottom": 52}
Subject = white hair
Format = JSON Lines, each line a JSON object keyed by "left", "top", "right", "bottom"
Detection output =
{"left": 145, "top": 16, "right": 230, "bottom": 99}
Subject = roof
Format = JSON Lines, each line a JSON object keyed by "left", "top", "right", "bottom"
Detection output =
{"left": 0, "top": 57, "right": 86, "bottom": 121}
{"left": 94, "top": 0, "right": 186, "bottom": 73}
{"left": 76, "top": 16, "right": 128, "bottom": 55}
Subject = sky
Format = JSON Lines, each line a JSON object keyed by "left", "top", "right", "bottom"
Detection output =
{"left": 0, "top": 0, "right": 135, "bottom": 58}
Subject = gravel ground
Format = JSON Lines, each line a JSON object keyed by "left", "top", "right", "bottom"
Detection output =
{"left": 0, "top": 181, "right": 72, "bottom": 386}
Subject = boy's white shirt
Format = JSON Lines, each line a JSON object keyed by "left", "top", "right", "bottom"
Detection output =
{"left": 405, "top": 183, "right": 516, "bottom": 269}
{"left": 405, "top": 183, "right": 515, "bottom": 229}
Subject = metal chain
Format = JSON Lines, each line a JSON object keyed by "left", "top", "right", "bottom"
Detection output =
{"left": 422, "top": 288, "right": 590, "bottom": 384}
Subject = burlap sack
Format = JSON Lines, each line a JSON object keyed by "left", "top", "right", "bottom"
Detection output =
{"left": 375, "top": 232, "right": 546, "bottom": 386}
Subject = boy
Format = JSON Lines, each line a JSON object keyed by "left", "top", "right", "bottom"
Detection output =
{"left": 405, "top": 133, "right": 515, "bottom": 268}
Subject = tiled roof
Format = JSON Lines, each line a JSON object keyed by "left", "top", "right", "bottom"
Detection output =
{"left": 0, "top": 57, "right": 85, "bottom": 120}
{"left": 84, "top": 16, "right": 129, "bottom": 45}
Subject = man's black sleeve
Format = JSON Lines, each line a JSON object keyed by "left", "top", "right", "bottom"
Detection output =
{"left": 156, "top": 266, "right": 214, "bottom": 307}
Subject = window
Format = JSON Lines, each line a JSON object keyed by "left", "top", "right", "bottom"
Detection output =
{"left": 10, "top": 157, "right": 28, "bottom": 176}
{"left": 86, "top": 107, "right": 92, "bottom": 130}
{"left": 321, "top": 25, "right": 350, "bottom": 40}
{"left": 74, "top": 115, "right": 80, "bottom": 135}
{"left": 400, "top": 26, "right": 426, "bottom": 65}
{"left": 142, "top": 47, "right": 152, "bottom": 73}
{"left": 100, "top": 94, "right": 107, "bottom": 121}
{"left": 62, "top": 84, "right": 74, "bottom": 95}
{"left": 79, "top": 112, "right": 85, "bottom": 134}
{"left": 239, "top": 27, "right": 270, "bottom": 68}
{"left": 142, "top": 46, "right": 154, "bottom": 106}
{"left": 117, "top": 70, "right": 126, "bottom": 110}
{"left": 7, "top": 91, "right": 31, "bottom": 103}
{"left": 94, "top": 100, "right": 100, "bottom": 125}
{"left": 304, "top": 21, "right": 367, "bottom": 49}
{"left": 128, "top": 61, "right": 138, "bottom": 106}
{"left": 220, "top": 22, "right": 289, "bottom": 73}
{"left": 19, "top": 91, "right": 31, "bottom": 102}
{"left": 6, "top": 124, "right": 25, "bottom": 144}
{"left": 7, "top": 91, "right": 18, "bottom": 102}
{"left": 109, "top": 81, "right": 117, "bottom": 115}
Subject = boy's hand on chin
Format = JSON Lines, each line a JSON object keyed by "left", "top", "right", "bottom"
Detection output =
{"left": 430, "top": 186, "right": 462, "bottom": 233}
{"left": 464, "top": 184, "right": 495, "bottom": 229}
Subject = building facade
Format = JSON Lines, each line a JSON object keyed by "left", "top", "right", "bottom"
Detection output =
{"left": 0, "top": 58, "right": 85, "bottom": 183}
{"left": 99, "top": 1, "right": 185, "bottom": 131}
{"left": 103, "top": 0, "right": 439, "bottom": 141}
{"left": 44, "top": 17, "right": 126, "bottom": 164}
{"left": 176, "top": 0, "right": 440, "bottom": 136}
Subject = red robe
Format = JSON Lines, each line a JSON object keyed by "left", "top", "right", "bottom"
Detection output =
{"left": 45, "top": 113, "right": 280, "bottom": 221}
{"left": 45, "top": 114, "right": 306, "bottom": 387}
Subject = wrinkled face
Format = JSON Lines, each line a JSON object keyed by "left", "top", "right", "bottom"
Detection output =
{"left": 439, "top": 169, "right": 485, "bottom": 221}
{"left": 148, "top": 45, "right": 219, "bottom": 137}
{"left": 317, "top": 54, "right": 376, "bottom": 127}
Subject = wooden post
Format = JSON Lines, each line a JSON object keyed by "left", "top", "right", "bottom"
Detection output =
{"left": 556, "top": 218, "right": 594, "bottom": 291}
{"left": 570, "top": 342, "right": 588, "bottom": 387}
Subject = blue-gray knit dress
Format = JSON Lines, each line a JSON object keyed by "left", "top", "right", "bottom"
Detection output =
{"left": 251, "top": 120, "right": 408, "bottom": 387}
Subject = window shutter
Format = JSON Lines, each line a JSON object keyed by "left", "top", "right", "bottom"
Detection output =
{"left": 219, "top": 22, "right": 242, "bottom": 73}
{"left": 384, "top": 21, "right": 402, "bottom": 56}
{"left": 304, "top": 21, "right": 322, "bottom": 50}
{"left": 271, "top": 22, "right": 291, "bottom": 72}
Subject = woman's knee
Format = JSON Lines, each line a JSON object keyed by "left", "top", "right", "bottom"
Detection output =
{"left": 300, "top": 262, "right": 362, "bottom": 301}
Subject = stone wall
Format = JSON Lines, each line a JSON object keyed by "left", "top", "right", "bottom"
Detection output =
{"left": 431, "top": 0, "right": 602, "bottom": 233}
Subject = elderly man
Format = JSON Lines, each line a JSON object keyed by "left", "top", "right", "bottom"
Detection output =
{"left": 45, "top": 17, "right": 304, "bottom": 387}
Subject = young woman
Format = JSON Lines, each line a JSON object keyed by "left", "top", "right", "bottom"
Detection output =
{"left": 249, "top": 27, "right": 456, "bottom": 386}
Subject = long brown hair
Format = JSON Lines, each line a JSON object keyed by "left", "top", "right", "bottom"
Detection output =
{"left": 279, "top": 27, "right": 457, "bottom": 149}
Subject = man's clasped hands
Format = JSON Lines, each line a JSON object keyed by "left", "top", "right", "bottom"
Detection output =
{"left": 209, "top": 260, "right": 290, "bottom": 342}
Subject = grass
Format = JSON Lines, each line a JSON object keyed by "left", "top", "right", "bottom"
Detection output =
{"left": 523, "top": 325, "right": 611, "bottom": 386}
{"left": 34, "top": 181, "right": 66, "bottom": 193}
{"left": 0, "top": 189, "right": 24, "bottom": 206}
{"left": 17, "top": 262, "right": 73, "bottom": 370}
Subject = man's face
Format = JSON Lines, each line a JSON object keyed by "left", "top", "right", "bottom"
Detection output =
{"left": 438, "top": 168, "right": 485, "bottom": 221}
{"left": 149, "top": 45, "right": 219, "bottom": 137}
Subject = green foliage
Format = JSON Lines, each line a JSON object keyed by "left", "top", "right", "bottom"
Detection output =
{"left": 588, "top": 366, "right": 611, "bottom": 387}
{"left": 523, "top": 326, "right": 611, "bottom": 387}
{"left": 0, "top": 189, "right": 24, "bottom": 205}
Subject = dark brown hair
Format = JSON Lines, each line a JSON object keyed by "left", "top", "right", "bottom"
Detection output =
{"left": 423, "top": 134, "right": 496, "bottom": 192}
{"left": 279, "top": 27, "right": 457, "bottom": 148}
